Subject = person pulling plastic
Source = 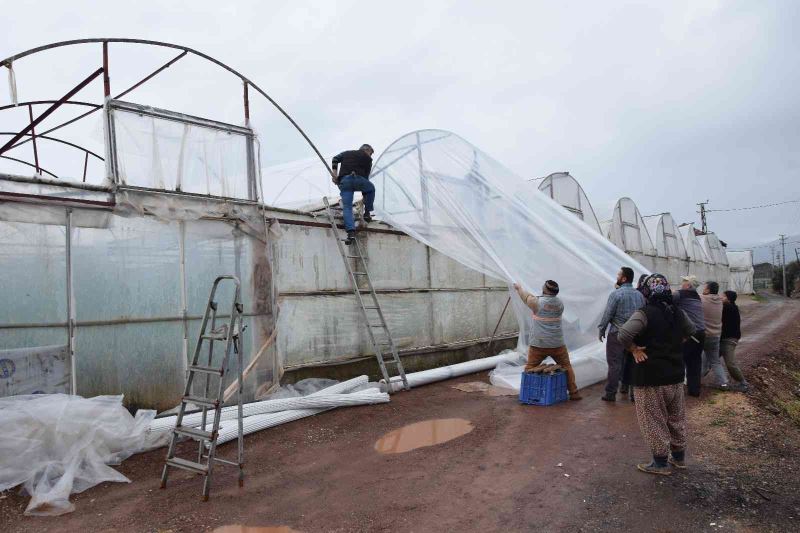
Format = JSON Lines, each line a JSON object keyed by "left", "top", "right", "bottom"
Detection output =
{"left": 513, "top": 280, "right": 582, "bottom": 401}
{"left": 331, "top": 144, "right": 375, "bottom": 245}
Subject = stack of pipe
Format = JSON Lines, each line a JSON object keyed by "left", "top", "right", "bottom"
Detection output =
{"left": 148, "top": 376, "right": 388, "bottom": 446}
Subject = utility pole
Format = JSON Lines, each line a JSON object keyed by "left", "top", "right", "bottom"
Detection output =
{"left": 697, "top": 200, "right": 709, "bottom": 233}
{"left": 779, "top": 234, "right": 787, "bottom": 297}
{"left": 795, "top": 247, "right": 799, "bottom": 263}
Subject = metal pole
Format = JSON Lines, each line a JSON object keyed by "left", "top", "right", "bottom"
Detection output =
{"left": 66, "top": 208, "right": 76, "bottom": 394}
{"left": 28, "top": 105, "right": 40, "bottom": 173}
{"left": 179, "top": 221, "right": 189, "bottom": 374}
{"left": 102, "top": 42, "right": 110, "bottom": 97}
{"left": 487, "top": 296, "right": 512, "bottom": 354}
{"left": 416, "top": 132, "right": 430, "bottom": 225}
{"left": 780, "top": 234, "right": 787, "bottom": 296}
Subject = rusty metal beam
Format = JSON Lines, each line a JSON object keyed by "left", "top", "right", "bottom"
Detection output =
{"left": 243, "top": 81, "right": 250, "bottom": 122}
{"left": 27, "top": 105, "right": 40, "bottom": 173}
{"left": 102, "top": 42, "right": 110, "bottom": 97}
{"left": 0, "top": 67, "right": 103, "bottom": 155}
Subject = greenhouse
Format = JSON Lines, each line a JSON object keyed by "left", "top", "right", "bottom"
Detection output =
{"left": 536, "top": 172, "right": 602, "bottom": 233}
{"left": 727, "top": 250, "right": 755, "bottom": 294}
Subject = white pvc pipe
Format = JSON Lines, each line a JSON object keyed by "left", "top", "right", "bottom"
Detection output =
{"left": 150, "top": 375, "right": 370, "bottom": 434}
{"left": 384, "top": 354, "right": 510, "bottom": 392}
{"left": 215, "top": 408, "right": 326, "bottom": 446}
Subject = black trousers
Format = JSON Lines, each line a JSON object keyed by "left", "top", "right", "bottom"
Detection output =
{"left": 683, "top": 330, "right": 705, "bottom": 397}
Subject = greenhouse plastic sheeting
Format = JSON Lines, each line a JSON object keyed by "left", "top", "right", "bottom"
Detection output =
{"left": 371, "top": 130, "right": 650, "bottom": 388}
{"left": 0, "top": 394, "right": 155, "bottom": 516}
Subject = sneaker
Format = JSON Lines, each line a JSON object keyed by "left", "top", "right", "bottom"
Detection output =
{"left": 668, "top": 456, "right": 687, "bottom": 469}
{"left": 601, "top": 393, "right": 616, "bottom": 402}
{"left": 716, "top": 383, "right": 731, "bottom": 391}
{"left": 363, "top": 212, "right": 373, "bottom": 223}
{"left": 733, "top": 382, "right": 750, "bottom": 393}
{"left": 344, "top": 231, "right": 356, "bottom": 245}
{"left": 637, "top": 461, "right": 672, "bottom": 476}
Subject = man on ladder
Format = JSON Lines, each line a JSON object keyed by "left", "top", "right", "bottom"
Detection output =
{"left": 331, "top": 143, "right": 375, "bottom": 245}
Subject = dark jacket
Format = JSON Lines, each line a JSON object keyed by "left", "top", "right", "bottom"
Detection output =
{"left": 618, "top": 304, "right": 695, "bottom": 387}
{"left": 672, "top": 289, "right": 705, "bottom": 332}
{"left": 332, "top": 150, "right": 372, "bottom": 180}
{"left": 721, "top": 302, "right": 741, "bottom": 340}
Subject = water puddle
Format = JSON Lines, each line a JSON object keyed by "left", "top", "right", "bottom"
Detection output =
{"left": 212, "top": 526, "right": 300, "bottom": 533}
{"left": 374, "top": 418, "right": 474, "bottom": 454}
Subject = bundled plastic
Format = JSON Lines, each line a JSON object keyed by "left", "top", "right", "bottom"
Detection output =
{"left": 0, "top": 394, "right": 155, "bottom": 516}
{"left": 372, "top": 130, "right": 649, "bottom": 388}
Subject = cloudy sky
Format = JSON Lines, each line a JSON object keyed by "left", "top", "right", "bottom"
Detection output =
{"left": 2, "top": 0, "right": 798, "bottom": 248}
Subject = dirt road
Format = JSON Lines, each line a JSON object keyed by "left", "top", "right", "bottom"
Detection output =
{"left": 2, "top": 295, "right": 799, "bottom": 532}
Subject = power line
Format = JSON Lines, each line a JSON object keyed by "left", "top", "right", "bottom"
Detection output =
{"left": 705, "top": 199, "right": 800, "bottom": 213}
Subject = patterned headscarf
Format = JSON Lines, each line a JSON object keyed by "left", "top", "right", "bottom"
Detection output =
{"left": 641, "top": 274, "right": 671, "bottom": 301}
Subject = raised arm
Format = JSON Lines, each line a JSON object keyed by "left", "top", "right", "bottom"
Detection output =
{"left": 513, "top": 283, "right": 539, "bottom": 313}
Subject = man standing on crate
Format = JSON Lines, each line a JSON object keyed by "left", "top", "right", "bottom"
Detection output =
{"left": 513, "top": 280, "right": 582, "bottom": 401}
{"left": 331, "top": 144, "right": 375, "bottom": 245}
{"left": 598, "top": 266, "right": 645, "bottom": 402}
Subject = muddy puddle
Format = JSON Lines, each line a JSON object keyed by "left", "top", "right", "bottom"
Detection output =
{"left": 213, "top": 526, "right": 300, "bottom": 533}
{"left": 374, "top": 418, "right": 474, "bottom": 454}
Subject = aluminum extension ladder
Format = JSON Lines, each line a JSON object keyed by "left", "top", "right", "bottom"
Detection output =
{"left": 161, "top": 275, "right": 246, "bottom": 501}
{"left": 323, "top": 197, "right": 409, "bottom": 392}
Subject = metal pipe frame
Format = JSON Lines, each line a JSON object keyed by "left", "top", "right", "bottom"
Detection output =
{"left": 1, "top": 39, "right": 332, "bottom": 180}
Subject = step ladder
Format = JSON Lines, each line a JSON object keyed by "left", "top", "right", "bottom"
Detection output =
{"left": 323, "top": 197, "right": 409, "bottom": 393}
{"left": 161, "top": 275, "right": 246, "bottom": 501}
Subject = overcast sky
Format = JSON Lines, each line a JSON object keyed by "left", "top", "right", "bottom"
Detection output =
{"left": 2, "top": 0, "right": 798, "bottom": 248}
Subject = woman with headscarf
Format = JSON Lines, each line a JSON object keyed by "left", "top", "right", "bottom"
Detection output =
{"left": 617, "top": 274, "right": 696, "bottom": 475}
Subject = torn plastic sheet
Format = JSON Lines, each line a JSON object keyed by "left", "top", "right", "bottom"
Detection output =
{"left": 6, "top": 61, "right": 17, "bottom": 105}
{"left": 372, "top": 130, "right": 650, "bottom": 388}
{"left": 0, "top": 394, "right": 156, "bottom": 516}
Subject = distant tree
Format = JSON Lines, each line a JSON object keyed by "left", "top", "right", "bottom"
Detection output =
{"left": 772, "top": 261, "right": 800, "bottom": 296}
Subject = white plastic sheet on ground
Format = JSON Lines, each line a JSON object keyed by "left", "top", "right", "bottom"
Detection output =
{"left": 0, "top": 394, "right": 155, "bottom": 516}
{"left": 372, "top": 130, "right": 649, "bottom": 390}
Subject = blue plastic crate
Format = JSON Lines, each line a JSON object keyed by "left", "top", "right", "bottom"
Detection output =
{"left": 519, "top": 370, "right": 568, "bottom": 406}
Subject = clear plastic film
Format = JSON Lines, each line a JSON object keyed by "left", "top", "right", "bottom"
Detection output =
{"left": 371, "top": 130, "right": 649, "bottom": 389}
{"left": 726, "top": 250, "right": 754, "bottom": 294}
{"left": 0, "top": 394, "right": 156, "bottom": 516}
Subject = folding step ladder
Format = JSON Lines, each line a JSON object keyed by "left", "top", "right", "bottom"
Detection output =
{"left": 323, "top": 197, "right": 409, "bottom": 392}
{"left": 161, "top": 275, "right": 246, "bottom": 501}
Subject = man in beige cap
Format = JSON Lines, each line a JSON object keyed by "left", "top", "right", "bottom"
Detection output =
{"left": 672, "top": 275, "right": 705, "bottom": 396}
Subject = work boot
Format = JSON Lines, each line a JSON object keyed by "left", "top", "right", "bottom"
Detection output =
{"left": 637, "top": 458, "right": 672, "bottom": 476}
{"left": 668, "top": 450, "right": 687, "bottom": 469}
{"left": 601, "top": 393, "right": 616, "bottom": 402}
{"left": 344, "top": 230, "right": 356, "bottom": 245}
{"left": 363, "top": 212, "right": 373, "bottom": 223}
{"left": 619, "top": 384, "right": 629, "bottom": 395}
{"left": 569, "top": 392, "right": 583, "bottom": 401}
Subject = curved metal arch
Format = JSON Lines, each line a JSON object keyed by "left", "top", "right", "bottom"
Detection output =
{"left": 0, "top": 100, "right": 101, "bottom": 113}
{"left": 0, "top": 155, "right": 59, "bottom": 179}
{"left": 0, "top": 132, "right": 103, "bottom": 160}
{"left": 2, "top": 38, "right": 331, "bottom": 178}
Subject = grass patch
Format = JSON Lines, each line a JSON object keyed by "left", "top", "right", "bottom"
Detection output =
{"left": 710, "top": 418, "right": 728, "bottom": 427}
{"left": 751, "top": 293, "right": 767, "bottom": 303}
{"left": 778, "top": 400, "right": 800, "bottom": 426}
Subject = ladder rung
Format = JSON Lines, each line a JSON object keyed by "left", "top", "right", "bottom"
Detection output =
{"left": 174, "top": 425, "right": 215, "bottom": 441}
{"left": 201, "top": 333, "right": 228, "bottom": 341}
{"left": 369, "top": 324, "right": 386, "bottom": 328}
{"left": 189, "top": 365, "right": 224, "bottom": 376}
{"left": 212, "top": 457, "right": 239, "bottom": 467}
{"left": 363, "top": 306, "right": 379, "bottom": 309}
{"left": 166, "top": 457, "right": 208, "bottom": 474}
{"left": 352, "top": 272, "right": 367, "bottom": 276}
{"left": 183, "top": 395, "right": 219, "bottom": 408}
{"left": 345, "top": 255, "right": 363, "bottom": 259}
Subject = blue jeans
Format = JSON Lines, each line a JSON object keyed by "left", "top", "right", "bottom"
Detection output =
{"left": 702, "top": 335, "right": 728, "bottom": 386}
{"left": 338, "top": 175, "right": 375, "bottom": 231}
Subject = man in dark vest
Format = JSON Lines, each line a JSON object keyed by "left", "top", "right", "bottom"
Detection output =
{"left": 331, "top": 144, "right": 375, "bottom": 245}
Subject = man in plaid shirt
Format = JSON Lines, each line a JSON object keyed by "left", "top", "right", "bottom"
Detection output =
{"left": 598, "top": 267, "right": 645, "bottom": 401}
